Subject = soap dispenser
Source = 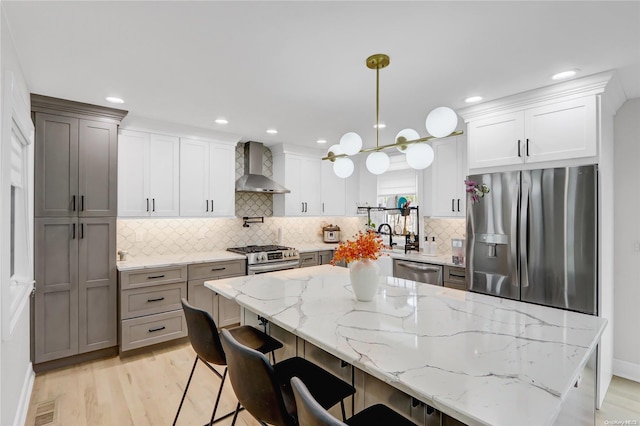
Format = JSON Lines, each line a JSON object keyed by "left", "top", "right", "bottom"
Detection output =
{"left": 430, "top": 237, "right": 437, "bottom": 256}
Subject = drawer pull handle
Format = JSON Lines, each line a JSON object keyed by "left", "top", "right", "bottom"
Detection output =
{"left": 147, "top": 275, "right": 165, "bottom": 279}
{"left": 147, "top": 297, "right": 165, "bottom": 302}
{"left": 148, "top": 326, "right": 166, "bottom": 333}
{"left": 450, "top": 273, "right": 465, "bottom": 278}
{"left": 211, "top": 267, "right": 226, "bottom": 272}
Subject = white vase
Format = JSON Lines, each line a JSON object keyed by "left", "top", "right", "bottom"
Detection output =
{"left": 349, "top": 259, "right": 380, "bottom": 301}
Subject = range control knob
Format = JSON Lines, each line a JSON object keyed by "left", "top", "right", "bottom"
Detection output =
{"left": 258, "top": 252, "right": 268, "bottom": 262}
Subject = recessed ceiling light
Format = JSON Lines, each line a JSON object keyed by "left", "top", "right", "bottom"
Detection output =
{"left": 373, "top": 123, "right": 386, "bottom": 129}
{"left": 465, "top": 96, "right": 483, "bottom": 103}
{"left": 266, "top": 129, "right": 278, "bottom": 134}
{"left": 317, "top": 139, "right": 327, "bottom": 144}
{"left": 552, "top": 70, "right": 578, "bottom": 80}
{"left": 215, "top": 118, "right": 228, "bottom": 125}
{"left": 105, "top": 96, "right": 124, "bottom": 104}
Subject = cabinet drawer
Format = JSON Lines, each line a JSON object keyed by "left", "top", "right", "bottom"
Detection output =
{"left": 444, "top": 265, "right": 466, "bottom": 283}
{"left": 121, "top": 310, "right": 186, "bottom": 352}
{"left": 120, "top": 265, "right": 188, "bottom": 289}
{"left": 188, "top": 260, "right": 246, "bottom": 280}
{"left": 121, "top": 282, "right": 187, "bottom": 320}
{"left": 444, "top": 266, "right": 466, "bottom": 291}
{"left": 299, "top": 252, "right": 318, "bottom": 268}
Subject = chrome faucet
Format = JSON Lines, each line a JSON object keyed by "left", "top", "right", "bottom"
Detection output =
{"left": 377, "top": 223, "right": 396, "bottom": 248}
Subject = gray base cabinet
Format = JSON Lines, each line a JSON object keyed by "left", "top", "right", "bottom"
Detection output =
{"left": 34, "top": 217, "right": 117, "bottom": 363}
{"left": 119, "top": 265, "right": 188, "bottom": 352}
{"left": 186, "top": 260, "right": 244, "bottom": 328}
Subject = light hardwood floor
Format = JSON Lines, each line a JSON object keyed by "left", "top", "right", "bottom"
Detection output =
{"left": 25, "top": 342, "right": 640, "bottom": 426}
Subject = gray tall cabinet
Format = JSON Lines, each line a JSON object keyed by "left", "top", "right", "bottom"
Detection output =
{"left": 32, "top": 95, "right": 127, "bottom": 366}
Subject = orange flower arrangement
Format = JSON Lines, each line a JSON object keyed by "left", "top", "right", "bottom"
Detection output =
{"left": 331, "top": 230, "right": 386, "bottom": 265}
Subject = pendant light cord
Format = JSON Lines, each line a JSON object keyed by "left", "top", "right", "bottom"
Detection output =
{"left": 375, "top": 66, "right": 380, "bottom": 149}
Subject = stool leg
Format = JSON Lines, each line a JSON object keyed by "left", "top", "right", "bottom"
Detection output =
{"left": 208, "top": 367, "right": 227, "bottom": 426}
{"left": 231, "top": 402, "right": 241, "bottom": 426}
{"left": 173, "top": 355, "right": 199, "bottom": 426}
{"left": 340, "top": 400, "right": 346, "bottom": 421}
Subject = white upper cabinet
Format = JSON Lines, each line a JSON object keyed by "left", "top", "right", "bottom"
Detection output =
{"left": 426, "top": 136, "right": 467, "bottom": 217}
{"left": 118, "top": 130, "right": 179, "bottom": 217}
{"left": 467, "top": 112, "right": 524, "bottom": 169}
{"left": 467, "top": 96, "right": 597, "bottom": 170}
{"left": 180, "top": 138, "right": 235, "bottom": 217}
{"left": 460, "top": 74, "right": 608, "bottom": 172}
{"left": 321, "top": 160, "right": 346, "bottom": 216}
{"left": 273, "top": 149, "right": 322, "bottom": 216}
{"left": 524, "top": 96, "right": 597, "bottom": 163}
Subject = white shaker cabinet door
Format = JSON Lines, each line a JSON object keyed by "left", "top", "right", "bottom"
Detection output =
{"left": 301, "top": 156, "right": 322, "bottom": 215}
{"left": 467, "top": 111, "right": 525, "bottom": 169}
{"left": 148, "top": 134, "right": 180, "bottom": 216}
{"left": 118, "top": 130, "right": 150, "bottom": 216}
{"left": 179, "top": 138, "right": 210, "bottom": 216}
{"left": 524, "top": 96, "right": 597, "bottom": 163}
{"left": 209, "top": 142, "right": 236, "bottom": 217}
{"left": 321, "top": 160, "right": 346, "bottom": 216}
{"left": 430, "top": 137, "right": 466, "bottom": 217}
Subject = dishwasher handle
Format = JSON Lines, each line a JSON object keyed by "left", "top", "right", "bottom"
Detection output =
{"left": 395, "top": 261, "right": 441, "bottom": 273}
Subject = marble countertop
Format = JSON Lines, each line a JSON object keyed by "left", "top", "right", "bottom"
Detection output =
{"left": 205, "top": 265, "right": 606, "bottom": 426}
{"left": 116, "top": 250, "right": 246, "bottom": 271}
{"left": 297, "top": 244, "right": 465, "bottom": 268}
{"left": 116, "top": 246, "right": 464, "bottom": 272}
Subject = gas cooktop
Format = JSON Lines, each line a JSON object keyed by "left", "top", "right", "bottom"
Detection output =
{"left": 227, "top": 245, "right": 294, "bottom": 254}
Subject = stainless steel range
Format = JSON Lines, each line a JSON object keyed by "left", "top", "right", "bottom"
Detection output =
{"left": 227, "top": 245, "right": 300, "bottom": 275}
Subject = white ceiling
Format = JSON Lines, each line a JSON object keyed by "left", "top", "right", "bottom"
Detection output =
{"left": 3, "top": 1, "right": 640, "bottom": 150}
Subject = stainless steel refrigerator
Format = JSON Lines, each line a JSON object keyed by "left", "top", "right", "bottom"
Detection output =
{"left": 466, "top": 165, "right": 598, "bottom": 315}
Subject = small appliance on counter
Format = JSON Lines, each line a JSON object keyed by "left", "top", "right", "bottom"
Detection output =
{"left": 322, "top": 224, "right": 341, "bottom": 243}
{"left": 451, "top": 238, "right": 465, "bottom": 265}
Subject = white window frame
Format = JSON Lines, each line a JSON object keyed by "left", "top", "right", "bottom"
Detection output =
{"left": 1, "top": 71, "right": 34, "bottom": 340}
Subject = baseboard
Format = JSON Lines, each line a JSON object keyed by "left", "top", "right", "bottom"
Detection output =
{"left": 14, "top": 362, "right": 35, "bottom": 426}
{"left": 613, "top": 358, "right": 640, "bottom": 383}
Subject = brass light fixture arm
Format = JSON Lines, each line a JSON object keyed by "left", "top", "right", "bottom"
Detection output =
{"left": 322, "top": 130, "right": 464, "bottom": 161}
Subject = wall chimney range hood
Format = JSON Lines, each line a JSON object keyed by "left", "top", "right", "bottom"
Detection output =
{"left": 236, "top": 141, "right": 290, "bottom": 193}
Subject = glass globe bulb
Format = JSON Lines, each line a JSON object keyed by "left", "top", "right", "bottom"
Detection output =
{"left": 405, "top": 143, "right": 434, "bottom": 169}
{"left": 366, "top": 151, "right": 390, "bottom": 175}
{"left": 333, "top": 157, "right": 354, "bottom": 178}
{"left": 339, "top": 132, "right": 362, "bottom": 156}
{"left": 327, "top": 144, "right": 344, "bottom": 158}
{"left": 425, "top": 106, "right": 458, "bottom": 138}
{"left": 394, "top": 128, "right": 420, "bottom": 152}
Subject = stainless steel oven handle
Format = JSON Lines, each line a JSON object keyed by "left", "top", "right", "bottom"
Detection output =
{"left": 248, "top": 260, "right": 300, "bottom": 273}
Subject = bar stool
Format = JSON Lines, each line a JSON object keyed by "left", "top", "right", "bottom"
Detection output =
{"left": 220, "top": 328, "right": 356, "bottom": 426}
{"left": 173, "top": 299, "right": 283, "bottom": 426}
{"left": 290, "top": 376, "right": 418, "bottom": 426}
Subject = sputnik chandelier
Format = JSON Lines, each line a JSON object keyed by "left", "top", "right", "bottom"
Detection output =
{"left": 323, "top": 54, "right": 462, "bottom": 178}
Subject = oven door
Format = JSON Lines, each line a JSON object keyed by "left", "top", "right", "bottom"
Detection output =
{"left": 247, "top": 259, "right": 300, "bottom": 275}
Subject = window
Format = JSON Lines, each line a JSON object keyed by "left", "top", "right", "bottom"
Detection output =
{"left": 376, "top": 154, "right": 418, "bottom": 207}
{"left": 373, "top": 154, "right": 420, "bottom": 236}
{"left": 2, "top": 71, "right": 34, "bottom": 340}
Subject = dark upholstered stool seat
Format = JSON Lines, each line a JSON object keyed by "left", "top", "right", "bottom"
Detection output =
{"left": 291, "top": 376, "right": 417, "bottom": 426}
{"left": 274, "top": 357, "right": 356, "bottom": 415}
{"left": 220, "top": 328, "right": 356, "bottom": 426}
{"left": 174, "top": 299, "right": 282, "bottom": 426}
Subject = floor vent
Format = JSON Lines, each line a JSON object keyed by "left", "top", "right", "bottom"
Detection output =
{"left": 34, "top": 400, "right": 56, "bottom": 426}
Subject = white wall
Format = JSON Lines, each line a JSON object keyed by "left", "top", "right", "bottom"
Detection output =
{"left": 0, "top": 5, "right": 34, "bottom": 425}
{"left": 613, "top": 98, "right": 640, "bottom": 383}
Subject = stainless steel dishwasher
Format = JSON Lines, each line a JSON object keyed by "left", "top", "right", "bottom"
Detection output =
{"left": 393, "top": 259, "right": 443, "bottom": 286}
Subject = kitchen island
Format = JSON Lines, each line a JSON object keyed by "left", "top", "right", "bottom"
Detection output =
{"left": 205, "top": 265, "right": 606, "bottom": 426}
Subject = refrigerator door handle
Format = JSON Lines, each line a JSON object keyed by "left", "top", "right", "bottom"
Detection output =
{"left": 520, "top": 178, "right": 530, "bottom": 288}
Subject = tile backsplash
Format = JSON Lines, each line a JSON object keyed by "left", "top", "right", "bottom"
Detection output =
{"left": 117, "top": 217, "right": 365, "bottom": 257}
{"left": 423, "top": 217, "right": 466, "bottom": 256}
